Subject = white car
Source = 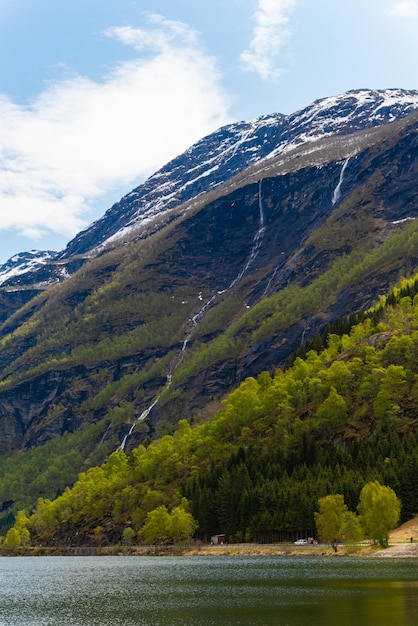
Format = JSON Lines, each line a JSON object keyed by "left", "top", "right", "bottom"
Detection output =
{"left": 294, "top": 539, "right": 308, "bottom": 545}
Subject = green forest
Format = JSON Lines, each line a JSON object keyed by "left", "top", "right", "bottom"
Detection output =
{"left": 3, "top": 273, "right": 418, "bottom": 549}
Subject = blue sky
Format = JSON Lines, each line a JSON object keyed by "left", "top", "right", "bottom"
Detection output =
{"left": 0, "top": 0, "right": 418, "bottom": 263}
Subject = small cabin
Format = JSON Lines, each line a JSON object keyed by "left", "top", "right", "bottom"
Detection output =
{"left": 211, "top": 534, "right": 226, "bottom": 545}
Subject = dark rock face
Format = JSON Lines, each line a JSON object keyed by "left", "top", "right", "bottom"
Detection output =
{"left": 0, "top": 367, "right": 85, "bottom": 453}
{"left": 158, "top": 162, "right": 340, "bottom": 302}
{"left": 0, "top": 290, "right": 40, "bottom": 326}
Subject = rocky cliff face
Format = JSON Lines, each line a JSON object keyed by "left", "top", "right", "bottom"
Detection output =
{"left": 1, "top": 89, "right": 418, "bottom": 456}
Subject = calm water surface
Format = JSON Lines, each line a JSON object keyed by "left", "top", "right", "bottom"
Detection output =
{"left": 0, "top": 555, "right": 417, "bottom": 625}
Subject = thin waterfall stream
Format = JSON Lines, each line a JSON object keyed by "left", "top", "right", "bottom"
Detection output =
{"left": 119, "top": 179, "right": 266, "bottom": 450}
{"left": 263, "top": 157, "right": 352, "bottom": 298}
{"left": 332, "top": 157, "right": 350, "bottom": 205}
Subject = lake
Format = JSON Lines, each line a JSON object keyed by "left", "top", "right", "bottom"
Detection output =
{"left": 0, "top": 555, "right": 417, "bottom": 625}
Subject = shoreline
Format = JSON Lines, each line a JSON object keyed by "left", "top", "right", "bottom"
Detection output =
{"left": 2, "top": 541, "right": 418, "bottom": 558}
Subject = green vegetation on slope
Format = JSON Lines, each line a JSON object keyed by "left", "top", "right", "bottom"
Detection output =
{"left": 166, "top": 218, "right": 418, "bottom": 391}
{"left": 6, "top": 273, "right": 418, "bottom": 546}
{"left": 0, "top": 415, "right": 120, "bottom": 536}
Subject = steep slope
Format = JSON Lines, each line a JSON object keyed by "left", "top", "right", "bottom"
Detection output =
{"left": 1, "top": 90, "right": 418, "bottom": 527}
{"left": 9, "top": 273, "right": 418, "bottom": 546}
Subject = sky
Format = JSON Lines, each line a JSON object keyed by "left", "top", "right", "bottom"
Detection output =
{"left": 0, "top": 0, "right": 418, "bottom": 263}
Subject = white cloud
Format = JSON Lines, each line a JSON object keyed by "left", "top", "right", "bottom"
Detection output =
{"left": 387, "top": 1, "right": 418, "bottom": 17}
{"left": 240, "top": 0, "right": 297, "bottom": 80}
{"left": 0, "top": 15, "right": 231, "bottom": 242}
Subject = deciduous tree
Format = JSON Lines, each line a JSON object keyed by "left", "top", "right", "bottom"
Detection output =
{"left": 140, "top": 503, "right": 198, "bottom": 545}
{"left": 314, "top": 494, "right": 347, "bottom": 549}
{"left": 340, "top": 511, "right": 363, "bottom": 549}
{"left": 3, "top": 527, "right": 21, "bottom": 550}
{"left": 140, "top": 505, "right": 172, "bottom": 544}
{"left": 171, "top": 505, "right": 198, "bottom": 543}
{"left": 357, "top": 481, "right": 400, "bottom": 548}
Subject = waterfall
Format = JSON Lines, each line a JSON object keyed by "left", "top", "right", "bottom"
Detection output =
{"left": 332, "top": 158, "right": 350, "bottom": 205}
{"left": 170, "top": 180, "right": 266, "bottom": 371}
{"left": 263, "top": 158, "right": 352, "bottom": 297}
{"left": 229, "top": 178, "right": 266, "bottom": 290}
{"left": 258, "top": 177, "right": 265, "bottom": 229}
{"left": 118, "top": 180, "right": 266, "bottom": 451}
{"left": 99, "top": 421, "right": 113, "bottom": 444}
{"left": 120, "top": 399, "right": 159, "bottom": 451}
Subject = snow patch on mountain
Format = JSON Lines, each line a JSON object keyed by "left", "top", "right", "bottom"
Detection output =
{"left": 267, "top": 88, "right": 418, "bottom": 159}
{"left": 0, "top": 250, "right": 57, "bottom": 287}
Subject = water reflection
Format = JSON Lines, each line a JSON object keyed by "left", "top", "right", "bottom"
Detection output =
{"left": 0, "top": 556, "right": 417, "bottom": 625}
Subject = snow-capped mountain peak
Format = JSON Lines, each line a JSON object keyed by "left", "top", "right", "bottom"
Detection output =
{"left": 58, "top": 88, "right": 418, "bottom": 259}
{"left": 1, "top": 88, "right": 418, "bottom": 287}
{"left": 0, "top": 250, "right": 57, "bottom": 287}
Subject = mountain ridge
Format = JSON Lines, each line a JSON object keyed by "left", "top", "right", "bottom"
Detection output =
{"left": 2, "top": 88, "right": 418, "bottom": 290}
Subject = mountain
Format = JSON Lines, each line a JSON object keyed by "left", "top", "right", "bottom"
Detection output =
{"left": 2, "top": 88, "right": 418, "bottom": 286}
{"left": 1, "top": 88, "right": 418, "bottom": 529}
{"left": 62, "top": 88, "right": 418, "bottom": 258}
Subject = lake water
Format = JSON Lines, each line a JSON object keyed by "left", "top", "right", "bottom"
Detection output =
{"left": 0, "top": 555, "right": 417, "bottom": 625}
